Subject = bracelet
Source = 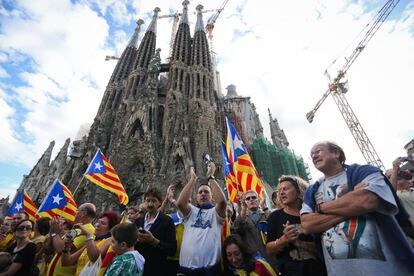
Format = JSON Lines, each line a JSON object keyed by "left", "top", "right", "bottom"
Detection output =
{"left": 208, "top": 175, "right": 215, "bottom": 181}
{"left": 316, "top": 203, "right": 324, "bottom": 214}
{"left": 86, "top": 236, "right": 95, "bottom": 241}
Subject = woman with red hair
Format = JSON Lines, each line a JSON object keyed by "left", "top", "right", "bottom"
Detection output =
{"left": 61, "top": 211, "right": 120, "bottom": 275}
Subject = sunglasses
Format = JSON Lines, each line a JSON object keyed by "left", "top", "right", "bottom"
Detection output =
{"left": 16, "top": 225, "right": 32, "bottom": 232}
{"left": 245, "top": 196, "right": 257, "bottom": 201}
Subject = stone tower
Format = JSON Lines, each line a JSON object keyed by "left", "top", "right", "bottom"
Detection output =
{"left": 268, "top": 108, "right": 289, "bottom": 148}
{"left": 15, "top": 2, "right": 295, "bottom": 211}
{"left": 16, "top": 2, "right": 226, "bottom": 211}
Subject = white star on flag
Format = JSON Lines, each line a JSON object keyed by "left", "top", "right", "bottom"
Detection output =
{"left": 94, "top": 162, "right": 103, "bottom": 171}
{"left": 233, "top": 135, "right": 244, "bottom": 152}
{"left": 52, "top": 194, "right": 63, "bottom": 205}
{"left": 14, "top": 202, "right": 23, "bottom": 211}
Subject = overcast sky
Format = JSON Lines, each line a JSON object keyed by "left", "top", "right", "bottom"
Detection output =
{"left": 0, "top": 0, "right": 413, "bottom": 200}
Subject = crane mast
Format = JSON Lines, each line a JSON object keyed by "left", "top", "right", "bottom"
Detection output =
{"left": 306, "top": 0, "right": 400, "bottom": 171}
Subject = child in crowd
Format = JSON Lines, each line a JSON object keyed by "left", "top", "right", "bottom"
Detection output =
{"left": 105, "top": 223, "right": 145, "bottom": 276}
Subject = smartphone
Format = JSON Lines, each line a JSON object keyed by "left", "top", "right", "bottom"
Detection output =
{"left": 138, "top": 228, "right": 146, "bottom": 234}
{"left": 68, "top": 229, "right": 77, "bottom": 239}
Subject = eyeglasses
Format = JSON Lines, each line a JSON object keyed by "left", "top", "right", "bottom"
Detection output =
{"left": 16, "top": 225, "right": 32, "bottom": 232}
{"left": 245, "top": 196, "right": 257, "bottom": 201}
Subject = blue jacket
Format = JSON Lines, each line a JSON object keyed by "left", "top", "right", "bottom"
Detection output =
{"left": 303, "top": 164, "right": 414, "bottom": 264}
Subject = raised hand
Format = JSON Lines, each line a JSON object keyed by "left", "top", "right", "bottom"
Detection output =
{"left": 206, "top": 162, "right": 216, "bottom": 177}
{"left": 189, "top": 166, "right": 197, "bottom": 180}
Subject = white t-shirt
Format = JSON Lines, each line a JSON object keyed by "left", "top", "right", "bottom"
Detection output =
{"left": 301, "top": 171, "right": 413, "bottom": 276}
{"left": 179, "top": 204, "right": 224, "bottom": 269}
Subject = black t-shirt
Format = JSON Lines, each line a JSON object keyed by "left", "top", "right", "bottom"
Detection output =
{"left": 6, "top": 242, "right": 37, "bottom": 276}
{"left": 267, "top": 209, "right": 314, "bottom": 261}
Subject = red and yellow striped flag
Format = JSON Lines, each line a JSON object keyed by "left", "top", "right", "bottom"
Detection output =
{"left": 37, "top": 180, "right": 78, "bottom": 222}
{"left": 84, "top": 149, "right": 128, "bottom": 205}
{"left": 5, "top": 191, "right": 38, "bottom": 220}
{"left": 221, "top": 142, "right": 239, "bottom": 203}
{"left": 23, "top": 192, "right": 38, "bottom": 220}
{"left": 225, "top": 117, "right": 264, "bottom": 197}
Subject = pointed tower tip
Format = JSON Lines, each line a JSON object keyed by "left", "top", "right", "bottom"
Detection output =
{"left": 196, "top": 4, "right": 203, "bottom": 12}
{"left": 146, "top": 7, "right": 161, "bottom": 33}
{"left": 48, "top": 141, "right": 56, "bottom": 149}
{"left": 127, "top": 18, "right": 145, "bottom": 48}
{"left": 153, "top": 7, "right": 161, "bottom": 15}
{"left": 180, "top": 0, "right": 189, "bottom": 24}
{"left": 195, "top": 4, "right": 204, "bottom": 32}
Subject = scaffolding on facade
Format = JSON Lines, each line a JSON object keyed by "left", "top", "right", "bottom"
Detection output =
{"left": 252, "top": 138, "right": 309, "bottom": 187}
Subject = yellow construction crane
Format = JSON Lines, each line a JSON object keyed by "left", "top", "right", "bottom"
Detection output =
{"left": 306, "top": 0, "right": 400, "bottom": 171}
{"left": 205, "top": 0, "right": 229, "bottom": 96}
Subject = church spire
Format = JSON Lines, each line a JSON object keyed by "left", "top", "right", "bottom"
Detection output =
{"left": 146, "top": 7, "right": 161, "bottom": 34}
{"left": 108, "top": 18, "right": 146, "bottom": 84}
{"left": 268, "top": 108, "right": 273, "bottom": 122}
{"left": 195, "top": 4, "right": 205, "bottom": 32}
{"left": 191, "top": 4, "right": 211, "bottom": 70}
{"left": 180, "top": 0, "right": 189, "bottom": 25}
{"left": 170, "top": 1, "right": 191, "bottom": 64}
{"left": 127, "top": 19, "right": 145, "bottom": 48}
{"left": 133, "top": 7, "right": 160, "bottom": 70}
{"left": 268, "top": 108, "right": 289, "bottom": 148}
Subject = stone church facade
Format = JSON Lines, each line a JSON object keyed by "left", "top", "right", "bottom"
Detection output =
{"left": 14, "top": 2, "right": 289, "bottom": 211}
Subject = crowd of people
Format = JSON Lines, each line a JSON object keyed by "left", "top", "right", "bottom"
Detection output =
{"left": 0, "top": 141, "right": 413, "bottom": 275}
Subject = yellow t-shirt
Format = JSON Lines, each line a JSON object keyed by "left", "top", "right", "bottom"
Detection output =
{"left": 168, "top": 223, "right": 184, "bottom": 261}
{"left": 0, "top": 233, "right": 14, "bottom": 252}
{"left": 47, "top": 223, "right": 95, "bottom": 276}
{"left": 75, "top": 237, "right": 111, "bottom": 276}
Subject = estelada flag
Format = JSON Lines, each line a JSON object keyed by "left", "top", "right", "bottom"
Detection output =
{"left": 84, "top": 149, "right": 128, "bottom": 205}
{"left": 5, "top": 191, "right": 38, "bottom": 220}
{"left": 221, "top": 142, "right": 239, "bottom": 203}
{"left": 37, "top": 179, "right": 77, "bottom": 222}
{"left": 225, "top": 117, "right": 264, "bottom": 198}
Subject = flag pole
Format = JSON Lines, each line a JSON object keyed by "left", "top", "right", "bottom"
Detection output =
{"left": 73, "top": 148, "right": 100, "bottom": 198}
{"left": 72, "top": 174, "right": 86, "bottom": 198}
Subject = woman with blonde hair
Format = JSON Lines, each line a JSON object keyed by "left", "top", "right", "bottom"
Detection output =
{"left": 266, "top": 175, "right": 326, "bottom": 276}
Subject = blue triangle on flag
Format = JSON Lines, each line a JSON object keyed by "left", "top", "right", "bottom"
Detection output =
{"left": 38, "top": 179, "right": 68, "bottom": 213}
{"left": 221, "top": 142, "right": 232, "bottom": 177}
{"left": 5, "top": 191, "right": 24, "bottom": 217}
{"left": 225, "top": 117, "right": 248, "bottom": 158}
{"left": 85, "top": 149, "right": 107, "bottom": 175}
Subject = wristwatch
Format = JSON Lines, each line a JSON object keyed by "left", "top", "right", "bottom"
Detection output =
{"left": 208, "top": 175, "right": 215, "bottom": 181}
{"left": 51, "top": 233, "right": 57, "bottom": 238}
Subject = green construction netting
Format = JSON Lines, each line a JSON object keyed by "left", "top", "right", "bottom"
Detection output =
{"left": 251, "top": 138, "right": 310, "bottom": 187}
